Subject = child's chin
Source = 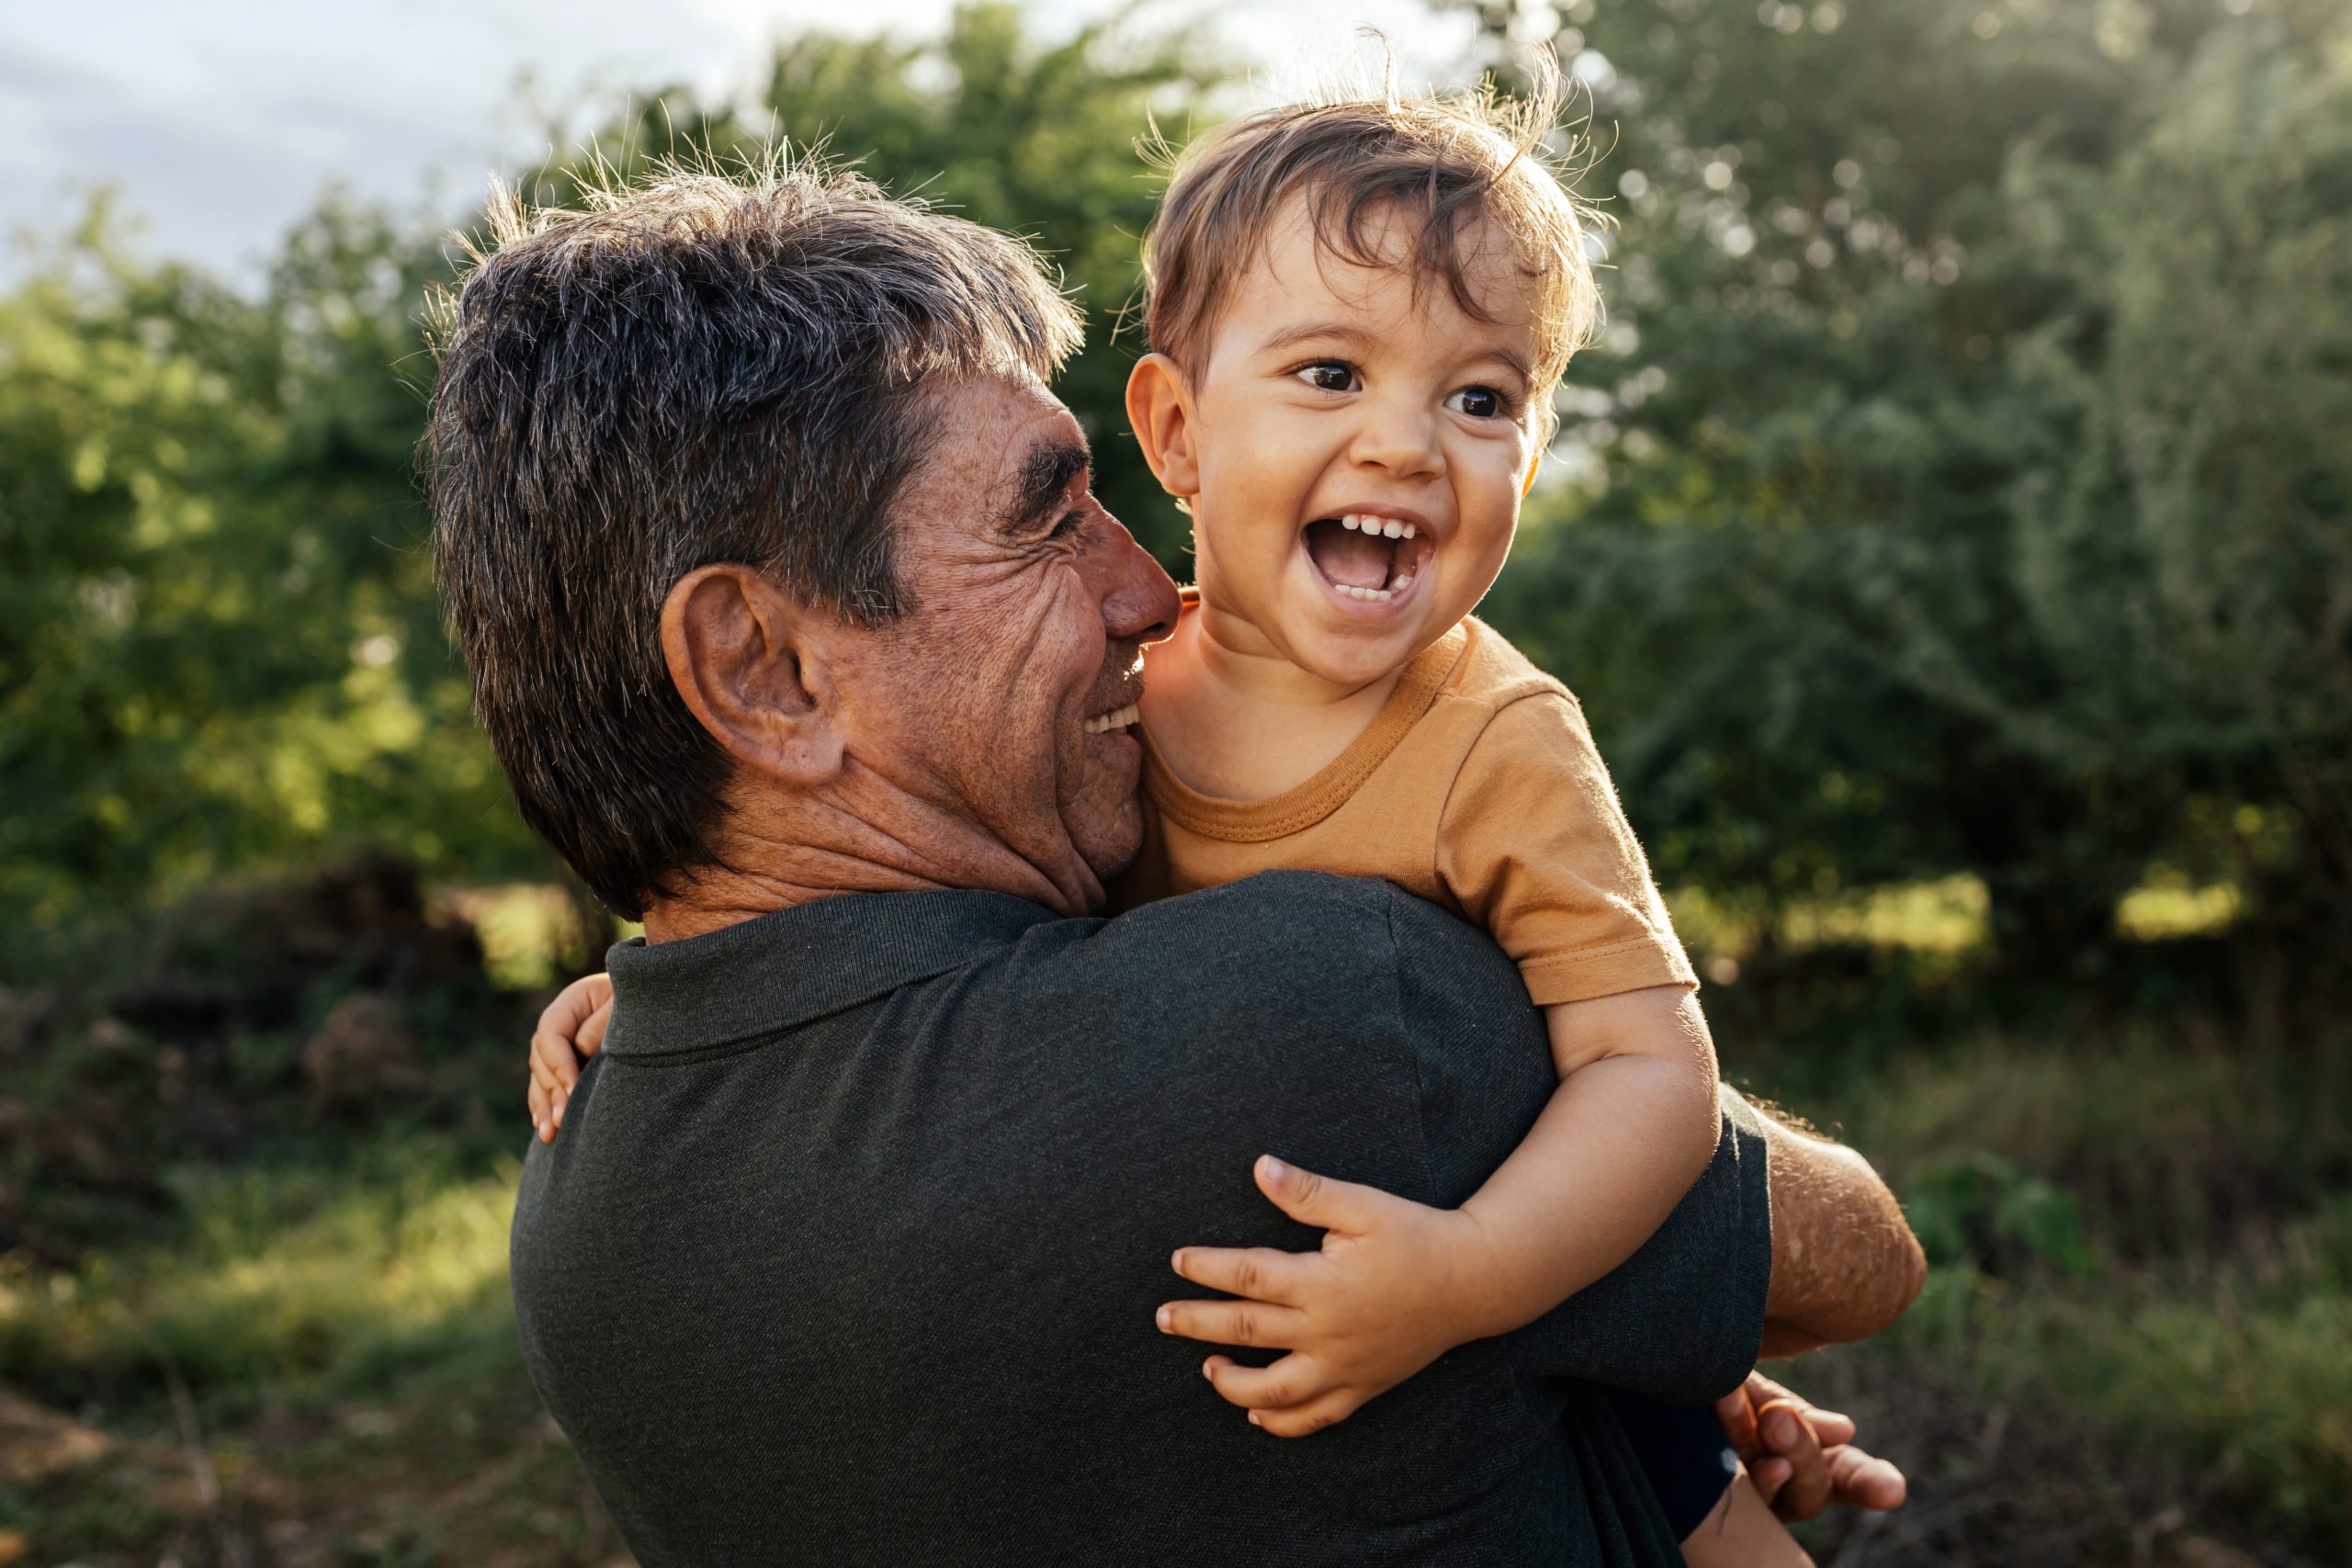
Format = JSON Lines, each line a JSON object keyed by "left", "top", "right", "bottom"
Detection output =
{"left": 1286, "top": 617, "right": 1422, "bottom": 687}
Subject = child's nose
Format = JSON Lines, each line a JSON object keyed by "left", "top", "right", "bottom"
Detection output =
{"left": 1346, "top": 396, "right": 1445, "bottom": 480}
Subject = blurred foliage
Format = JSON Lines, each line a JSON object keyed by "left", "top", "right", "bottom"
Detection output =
{"left": 4, "top": 0, "right": 2347, "bottom": 971}
{"left": 0, "top": 196, "right": 537, "bottom": 961}
{"left": 0, "top": 6, "right": 1229, "bottom": 959}
{"left": 1469, "top": 0, "right": 2352, "bottom": 969}
{"left": 514, "top": 0, "right": 1232, "bottom": 566}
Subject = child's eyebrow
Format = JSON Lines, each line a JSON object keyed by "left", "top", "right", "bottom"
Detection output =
{"left": 1258, "top": 320, "right": 1533, "bottom": 384}
{"left": 1256, "top": 320, "right": 1376, "bottom": 356}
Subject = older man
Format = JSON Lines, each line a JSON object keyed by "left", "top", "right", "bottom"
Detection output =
{"left": 427, "top": 165, "right": 1920, "bottom": 1565}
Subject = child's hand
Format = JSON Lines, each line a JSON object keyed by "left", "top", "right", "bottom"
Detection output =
{"left": 1155, "top": 1155, "right": 1499, "bottom": 1438}
{"left": 527, "top": 972, "right": 613, "bottom": 1143}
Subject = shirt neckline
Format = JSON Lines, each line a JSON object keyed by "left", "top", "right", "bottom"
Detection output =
{"left": 1140, "top": 614, "right": 1472, "bottom": 844}
{"left": 601, "top": 888, "right": 1057, "bottom": 1057}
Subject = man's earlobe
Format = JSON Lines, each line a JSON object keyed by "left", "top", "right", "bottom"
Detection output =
{"left": 1125, "top": 354, "right": 1200, "bottom": 500}
{"left": 661, "top": 565, "right": 845, "bottom": 787}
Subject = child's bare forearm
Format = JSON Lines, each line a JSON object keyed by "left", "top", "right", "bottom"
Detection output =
{"left": 1449, "top": 993, "right": 1721, "bottom": 1339}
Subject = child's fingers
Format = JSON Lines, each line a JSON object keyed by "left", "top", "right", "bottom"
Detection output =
{"left": 1247, "top": 1389, "right": 1363, "bottom": 1439}
{"left": 578, "top": 998, "right": 613, "bottom": 1056}
{"left": 1201, "top": 1352, "right": 1327, "bottom": 1412}
{"left": 1169, "top": 1245, "right": 1308, "bottom": 1304}
{"left": 1155, "top": 1298, "right": 1307, "bottom": 1349}
{"left": 534, "top": 974, "right": 612, "bottom": 1066}
{"left": 531, "top": 1027, "right": 582, "bottom": 1092}
{"left": 1251, "top": 1155, "right": 1387, "bottom": 1234}
{"left": 526, "top": 1073, "right": 559, "bottom": 1143}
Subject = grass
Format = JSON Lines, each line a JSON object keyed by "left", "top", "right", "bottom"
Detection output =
{"left": 0, "top": 1133, "right": 622, "bottom": 1566}
{"left": 1769, "top": 1025, "right": 2352, "bottom": 1564}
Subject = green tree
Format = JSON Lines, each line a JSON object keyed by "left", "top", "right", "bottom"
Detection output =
{"left": 0, "top": 197, "right": 546, "bottom": 960}
{"left": 0, "top": 5, "right": 1229, "bottom": 953}
{"left": 523, "top": 1, "right": 1233, "bottom": 565}
{"left": 1464, "top": 0, "right": 2352, "bottom": 964}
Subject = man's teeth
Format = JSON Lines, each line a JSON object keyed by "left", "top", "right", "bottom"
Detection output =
{"left": 1338, "top": 513, "right": 1416, "bottom": 539}
{"left": 1082, "top": 702, "right": 1140, "bottom": 735}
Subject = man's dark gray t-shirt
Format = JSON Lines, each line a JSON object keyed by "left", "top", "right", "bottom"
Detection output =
{"left": 511, "top": 872, "right": 1770, "bottom": 1565}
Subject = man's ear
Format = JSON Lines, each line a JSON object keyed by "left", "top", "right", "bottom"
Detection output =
{"left": 660, "top": 563, "right": 844, "bottom": 787}
{"left": 1125, "top": 353, "right": 1201, "bottom": 501}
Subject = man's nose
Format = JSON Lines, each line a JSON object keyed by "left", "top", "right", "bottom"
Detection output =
{"left": 1089, "top": 512, "right": 1181, "bottom": 644}
{"left": 1348, "top": 393, "right": 1445, "bottom": 480}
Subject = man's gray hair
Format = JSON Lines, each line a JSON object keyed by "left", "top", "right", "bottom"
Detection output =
{"left": 423, "top": 158, "right": 1084, "bottom": 918}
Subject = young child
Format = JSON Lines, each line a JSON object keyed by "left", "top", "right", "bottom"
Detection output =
{"left": 529, "top": 68, "right": 1817, "bottom": 1564}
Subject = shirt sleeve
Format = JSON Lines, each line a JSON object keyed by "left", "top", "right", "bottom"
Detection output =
{"left": 1380, "top": 886, "right": 1771, "bottom": 1404}
{"left": 1497, "top": 1089, "right": 1774, "bottom": 1403}
{"left": 1434, "top": 690, "right": 1697, "bottom": 1007}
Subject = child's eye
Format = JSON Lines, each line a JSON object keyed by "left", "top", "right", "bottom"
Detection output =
{"left": 1445, "top": 386, "right": 1510, "bottom": 419}
{"left": 1294, "top": 361, "right": 1360, "bottom": 394}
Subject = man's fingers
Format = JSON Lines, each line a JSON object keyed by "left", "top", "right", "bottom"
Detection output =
{"left": 1155, "top": 1299, "right": 1306, "bottom": 1350}
{"left": 1826, "top": 1444, "right": 1908, "bottom": 1511}
{"left": 1200, "top": 1353, "right": 1324, "bottom": 1411}
{"left": 1714, "top": 1384, "right": 1762, "bottom": 1458}
{"left": 1169, "top": 1245, "right": 1307, "bottom": 1304}
{"left": 1749, "top": 1454, "right": 1792, "bottom": 1506}
{"left": 1248, "top": 1389, "right": 1362, "bottom": 1438}
{"left": 1759, "top": 1398, "right": 1833, "bottom": 1521}
{"left": 1804, "top": 1407, "right": 1859, "bottom": 1448}
{"left": 1251, "top": 1155, "right": 1384, "bottom": 1233}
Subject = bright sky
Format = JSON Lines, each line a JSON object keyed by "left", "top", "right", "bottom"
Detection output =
{"left": 2, "top": 0, "right": 1486, "bottom": 287}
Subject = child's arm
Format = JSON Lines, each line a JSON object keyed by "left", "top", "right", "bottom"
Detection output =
{"left": 526, "top": 971, "right": 612, "bottom": 1143}
{"left": 1453, "top": 986, "right": 1721, "bottom": 1340}
{"left": 1156, "top": 987, "right": 1719, "bottom": 1437}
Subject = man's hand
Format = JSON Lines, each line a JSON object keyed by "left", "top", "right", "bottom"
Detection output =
{"left": 1154, "top": 1156, "right": 1496, "bottom": 1438}
{"left": 1714, "top": 1371, "right": 1908, "bottom": 1522}
{"left": 527, "top": 972, "right": 613, "bottom": 1143}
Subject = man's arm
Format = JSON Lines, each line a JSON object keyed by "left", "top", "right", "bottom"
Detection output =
{"left": 1739, "top": 1093, "right": 1927, "bottom": 1356}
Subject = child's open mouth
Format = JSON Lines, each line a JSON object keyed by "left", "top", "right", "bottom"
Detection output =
{"left": 1302, "top": 513, "right": 1434, "bottom": 604}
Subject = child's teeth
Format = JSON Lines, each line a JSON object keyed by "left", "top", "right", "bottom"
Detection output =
{"left": 1399, "top": 523, "right": 1416, "bottom": 538}
{"left": 1381, "top": 520, "right": 1404, "bottom": 538}
{"left": 1391, "top": 571, "right": 1414, "bottom": 591}
{"left": 1340, "top": 514, "right": 1362, "bottom": 531}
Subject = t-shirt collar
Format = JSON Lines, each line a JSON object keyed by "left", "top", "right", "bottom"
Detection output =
{"left": 599, "top": 889, "right": 1057, "bottom": 1058}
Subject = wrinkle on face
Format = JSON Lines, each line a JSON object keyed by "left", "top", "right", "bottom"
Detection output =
{"left": 840, "top": 375, "right": 1165, "bottom": 910}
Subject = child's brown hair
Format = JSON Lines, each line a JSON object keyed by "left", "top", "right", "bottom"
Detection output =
{"left": 1140, "top": 54, "right": 1603, "bottom": 429}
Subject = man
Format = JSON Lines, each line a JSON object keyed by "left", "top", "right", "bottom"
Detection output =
{"left": 427, "top": 164, "right": 1922, "bottom": 1565}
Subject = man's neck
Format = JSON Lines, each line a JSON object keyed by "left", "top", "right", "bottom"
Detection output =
{"left": 639, "top": 766, "right": 1102, "bottom": 943}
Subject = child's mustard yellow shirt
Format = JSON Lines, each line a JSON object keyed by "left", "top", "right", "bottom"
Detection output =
{"left": 1116, "top": 612, "right": 1696, "bottom": 1008}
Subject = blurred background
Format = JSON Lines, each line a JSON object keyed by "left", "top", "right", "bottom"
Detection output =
{"left": 2, "top": 0, "right": 2346, "bottom": 1562}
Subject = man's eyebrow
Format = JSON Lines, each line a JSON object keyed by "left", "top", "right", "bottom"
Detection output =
{"left": 996, "top": 436, "right": 1092, "bottom": 536}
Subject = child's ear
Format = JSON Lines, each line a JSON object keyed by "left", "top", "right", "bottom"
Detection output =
{"left": 1125, "top": 354, "right": 1200, "bottom": 500}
